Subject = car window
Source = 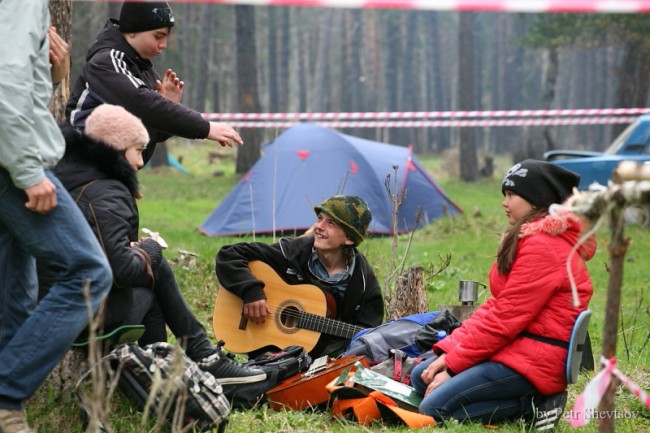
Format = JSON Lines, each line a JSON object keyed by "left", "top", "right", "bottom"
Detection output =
{"left": 606, "top": 117, "right": 650, "bottom": 154}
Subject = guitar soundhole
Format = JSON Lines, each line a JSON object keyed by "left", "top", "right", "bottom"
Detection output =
{"left": 275, "top": 301, "right": 302, "bottom": 334}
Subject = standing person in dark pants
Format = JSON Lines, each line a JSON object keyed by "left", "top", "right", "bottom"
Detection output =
{"left": 0, "top": 1, "right": 113, "bottom": 432}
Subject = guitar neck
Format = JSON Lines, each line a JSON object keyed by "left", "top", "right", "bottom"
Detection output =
{"left": 296, "top": 311, "right": 364, "bottom": 339}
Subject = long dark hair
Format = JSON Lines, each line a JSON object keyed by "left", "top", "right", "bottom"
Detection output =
{"left": 342, "top": 244, "right": 357, "bottom": 263}
{"left": 496, "top": 208, "right": 549, "bottom": 274}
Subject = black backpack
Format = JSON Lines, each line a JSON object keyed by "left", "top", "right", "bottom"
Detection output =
{"left": 222, "top": 345, "right": 312, "bottom": 410}
{"left": 413, "top": 310, "right": 462, "bottom": 353}
{"left": 78, "top": 342, "right": 230, "bottom": 432}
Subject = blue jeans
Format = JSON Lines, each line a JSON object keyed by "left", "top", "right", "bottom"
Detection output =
{"left": 0, "top": 169, "right": 112, "bottom": 410}
{"left": 411, "top": 356, "right": 536, "bottom": 424}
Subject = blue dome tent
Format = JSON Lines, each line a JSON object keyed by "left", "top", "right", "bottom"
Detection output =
{"left": 199, "top": 123, "right": 462, "bottom": 237}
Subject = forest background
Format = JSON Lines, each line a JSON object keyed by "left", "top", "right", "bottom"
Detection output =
{"left": 33, "top": 1, "right": 650, "bottom": 431}
{"left": 61, "top": 1, "right": 650, "bottom": 179}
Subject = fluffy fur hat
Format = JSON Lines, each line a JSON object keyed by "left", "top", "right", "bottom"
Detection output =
{"left": 502, "top": 159, "right": 580, "bottom": 209}
{"left": 314, "top": 195, "right": 372, "bottom": 246}
{"left": 84, "top": 104, "right": 149, "bottom": 151}
{"left": 119, "top": 1, "right": 175, "bottom": 33}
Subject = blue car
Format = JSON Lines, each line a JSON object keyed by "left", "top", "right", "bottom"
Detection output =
{"left": 544, "top": 115, "right": 650, "bottom": 189}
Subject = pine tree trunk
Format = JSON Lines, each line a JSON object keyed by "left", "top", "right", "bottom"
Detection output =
{"left": 235, "top": 5, "right": 262, "bottom": 174}
{"left": 458, "top": 12, "right": 478, "bottom": 182}
{"left": 194, "top": 4, "right": 214, "bottom": 113}
{"left": 48, "top": 0, "right": 72, "bottom": 123}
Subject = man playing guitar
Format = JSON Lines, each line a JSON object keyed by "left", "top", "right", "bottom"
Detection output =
{"left": 215, "top": 195, "right": 384, "bottom": 358}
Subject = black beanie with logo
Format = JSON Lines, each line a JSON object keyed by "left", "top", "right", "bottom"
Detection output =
{"left": 501, "top": 159, "right": 580, "bottom": 209}
{"left": 119, "top": 1, "right": 175, "bottom": 33}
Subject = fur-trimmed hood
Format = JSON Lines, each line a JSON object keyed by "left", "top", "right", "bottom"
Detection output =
{"left": 519, "top": 210, "right": 596, "bottom": 261}
{"left": 55, "top": 123, "right": 139, "bottom": 197}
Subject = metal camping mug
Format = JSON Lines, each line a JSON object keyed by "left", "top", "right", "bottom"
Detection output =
{"left": 458, "top": 280, "right": 487, "bottom": 304}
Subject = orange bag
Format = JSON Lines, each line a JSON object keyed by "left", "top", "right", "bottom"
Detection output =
{"left": 266, "top": 355, "right": 366, "bottom": 411}
{"left": 326, "top": 362, "right": 436, "bottom": 428}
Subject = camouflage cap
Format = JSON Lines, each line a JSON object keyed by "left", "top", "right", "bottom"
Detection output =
{"left": 314, "top": 195, "right": 372, "bottom": 246}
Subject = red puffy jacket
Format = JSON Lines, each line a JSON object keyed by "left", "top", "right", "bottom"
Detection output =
{"left": 435, "top": 210, "right": 595, "bottom": 395}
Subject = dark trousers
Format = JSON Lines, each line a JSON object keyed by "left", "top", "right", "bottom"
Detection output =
{"left": 124, "top": 257, "right": 214, "bottom": 361}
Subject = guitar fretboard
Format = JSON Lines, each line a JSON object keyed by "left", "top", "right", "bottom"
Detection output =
{"left": 296, "top": 311, "right": 364, "bottom": 339}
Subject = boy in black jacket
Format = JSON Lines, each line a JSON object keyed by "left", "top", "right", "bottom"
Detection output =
{"left": 66, "top": 1, "right": 242, "bottom": 163}
{"left": 216, "top": 196, "right": 384, "bottom": 358}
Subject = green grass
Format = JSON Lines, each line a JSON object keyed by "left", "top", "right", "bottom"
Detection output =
{"left": 30, "top": 142, "right": 649, "bottom": 432}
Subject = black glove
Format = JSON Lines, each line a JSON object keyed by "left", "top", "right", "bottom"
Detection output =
{"left": 135, "top": 237, "right": 163, "bottom": 270}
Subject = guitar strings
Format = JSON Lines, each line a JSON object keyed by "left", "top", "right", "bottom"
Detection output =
{"left": 258, "top": 302, "right": 362, "bottom": 334}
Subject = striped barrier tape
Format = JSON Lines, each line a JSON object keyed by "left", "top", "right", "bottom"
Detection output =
{"left": 205, "top": 116, "right": 638, "bottom": 128}
{"left": 568, "top": 356, "right": 650, "bottom": 427}
{"left": 203, "top": 108, "right": 650, "bottom": 120}
{"left": 151, "top": 0, "right": 650, "bottom": 14}
{"left": 203, "top": 108, "right": 650, "bottom": 121}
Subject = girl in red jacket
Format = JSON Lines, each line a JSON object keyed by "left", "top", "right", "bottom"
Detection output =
{"left": 411, "top": 159, "right": 595, "bottom": 430}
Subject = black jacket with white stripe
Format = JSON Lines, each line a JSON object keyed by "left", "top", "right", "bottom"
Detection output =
{"left": 65, "top": 19, "right": 210, "bottom": 163}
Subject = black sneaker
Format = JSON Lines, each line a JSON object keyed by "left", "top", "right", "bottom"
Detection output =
{"left": 197, "top": 351, "right": 267, "bottom": 385}
{"left": 533, "top": 391, "right": 568, "bottom": 431}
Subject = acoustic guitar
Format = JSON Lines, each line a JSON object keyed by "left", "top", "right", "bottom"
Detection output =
{"left": 212, "top": 261, "right": 364, "bottom": 354}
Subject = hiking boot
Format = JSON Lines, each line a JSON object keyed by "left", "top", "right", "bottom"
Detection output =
{"left": 532, "top": 391, "right": 568, "bottom": 431}
{"left": 197, "top": 351, "right": 266, "bottom": 385}
{"left": 0, "top": 409, "right": 36, "bottom": 433}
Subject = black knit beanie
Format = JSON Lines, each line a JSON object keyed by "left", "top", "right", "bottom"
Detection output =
{"left": 119, "top": 1, "right": 175, "bottom": 33}
{"left": 502, "top": 159, "right": 580, "bottom": 209}
{"left": 314, "top": 195, "right": 372, "bottom": 246}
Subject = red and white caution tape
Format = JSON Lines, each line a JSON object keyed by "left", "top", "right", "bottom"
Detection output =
{"left": 613, "top": 361, "right": 650, "bottom": 410}
{"left": 203, "top": 108, "right": 649, "bottom": 127}
{"left": 203, "top": 108, "right": 650, "bottom": 128}
{"left": 568, "top": 357, "right": 617, "bottom": 428}
{"left": 164, "top": 0, "right": 650, "bottom": 14}
{"left": 204, "top": 108, "right": 650, "bottom": 121}
{"left": 568, "top": 356, "right": 650, "bottom": 428}
{"left": 205, "top": 116, "right": 638, "bottom": 128}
